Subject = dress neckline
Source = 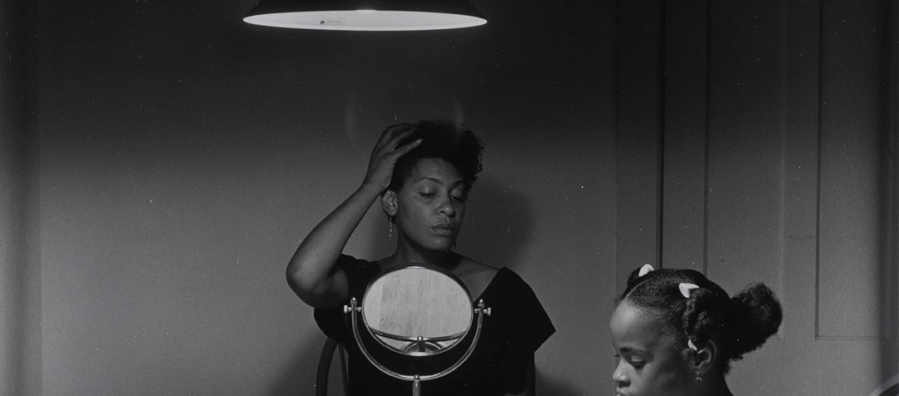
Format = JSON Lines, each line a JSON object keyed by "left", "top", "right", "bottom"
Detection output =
{"left": 471, "top": 267, "right": 507, "bottom": 302}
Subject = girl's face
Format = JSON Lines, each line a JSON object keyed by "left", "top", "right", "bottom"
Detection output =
{"left": 610, "top": 301, "right": 693, "bottom": 396}
{"left": 394, "top": 158, "right": 468, "bottom": 253}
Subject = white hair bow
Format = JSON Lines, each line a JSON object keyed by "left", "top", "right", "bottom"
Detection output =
{"left": 679, "top": 282, "right": 699, "bottom": 298}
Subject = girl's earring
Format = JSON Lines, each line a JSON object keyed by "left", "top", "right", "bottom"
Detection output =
{"left": 695, "top": 371, "right": 703, "bottom": 382}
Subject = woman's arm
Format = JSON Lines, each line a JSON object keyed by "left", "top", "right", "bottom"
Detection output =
{"left": 286, "top": 124, "right": 421, "bottom": 308}
{"left": 285, "top": 183, "right": 381, "bottom": 308}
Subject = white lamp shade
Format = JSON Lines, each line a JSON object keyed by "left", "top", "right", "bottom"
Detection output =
{"left": 243, "top": 0, "right": 487, "bottom": 31}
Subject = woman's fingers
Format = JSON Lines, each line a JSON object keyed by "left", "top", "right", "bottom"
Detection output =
{"left": 362, "top": 123, "right": 420, "bottom": 191}
{"left": 390, "top": 138, "right": 422, "bottom": 158}
{"left": 377, "top": 123, "right": 415, "bottom": 149}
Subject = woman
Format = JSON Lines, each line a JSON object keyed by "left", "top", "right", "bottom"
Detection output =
{"left": 610, "top": 264, "right": 782, "bottom": 396}
{"left": 288, "top": 120, "right": 554, "bottom": 396}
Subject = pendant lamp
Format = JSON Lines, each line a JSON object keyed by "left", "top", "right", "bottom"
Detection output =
{"left": 243, "top": 0, "right": 487, "bottom": 31}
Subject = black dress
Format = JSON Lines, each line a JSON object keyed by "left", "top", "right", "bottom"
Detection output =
{"left": 314, "top": 254, "right": 556, "bottom": 396}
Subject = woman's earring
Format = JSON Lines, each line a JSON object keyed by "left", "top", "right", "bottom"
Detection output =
{"left": 388, "top": 216, "right": 394, "bottom": 242}
{"left": 695, "top": 371, "right": 703, "bottom": 382}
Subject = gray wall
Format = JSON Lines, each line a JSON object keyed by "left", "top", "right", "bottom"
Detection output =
{"left": 2, "top": 0, "right": 896, "bottom": 395}
{"left": 23, "top": 1, "right": 615, "bottom": 395}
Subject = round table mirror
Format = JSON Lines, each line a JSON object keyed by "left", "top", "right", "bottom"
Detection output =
{"left": 361, "top": 265, "right": 473, "bottom": 356}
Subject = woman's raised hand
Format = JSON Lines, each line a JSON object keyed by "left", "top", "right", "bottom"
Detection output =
{"left": 286, "top": 123, "right": 421, "bottom": 308}
{"left": 362, "top": 123, "right": 422, "bottom": 192}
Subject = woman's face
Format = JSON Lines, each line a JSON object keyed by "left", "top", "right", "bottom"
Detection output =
{"left": 393, "top": 158, "right": 468, "bottom": 253}
{"left": 610, "top": 301, "right": 693, "bottom": 396}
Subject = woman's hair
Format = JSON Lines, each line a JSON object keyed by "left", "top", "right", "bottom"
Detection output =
{"left": 387, "top": 120, "right": 484, "bottom": 193}
{"left": 617, "top": 266, "right": 783, "bottom": 374}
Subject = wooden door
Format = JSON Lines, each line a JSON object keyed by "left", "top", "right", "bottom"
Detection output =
{"left": 616, "top": 0, "right": 899, "bottom": 395}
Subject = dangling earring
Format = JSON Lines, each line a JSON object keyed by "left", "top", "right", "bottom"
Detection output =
{"left": 695, "top": 371, "right": 703, "bottom": 382}
{"left": 388, "top": 216, "right": 394, "bottom": 242}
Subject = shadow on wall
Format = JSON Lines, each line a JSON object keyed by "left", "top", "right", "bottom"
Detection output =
{"left": 455, "top": 173, "right": 534, "bottom": 270}
{"left": 265, "top": 332, "right": 327, "bottom": 396}
{"left": 537, "top": 370, "right": 582, "bottom": 396}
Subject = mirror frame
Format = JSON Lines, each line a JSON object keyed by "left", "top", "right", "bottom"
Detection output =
{"left": 343, "top": 263, "right": 492, "bottom": 385}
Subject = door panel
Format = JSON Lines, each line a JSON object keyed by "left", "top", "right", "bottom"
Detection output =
{"left": 616, "top": 0, "right": 898, "bottom": 394}
{"left": 615, "top": 0, "right": 663, "bottom": 289}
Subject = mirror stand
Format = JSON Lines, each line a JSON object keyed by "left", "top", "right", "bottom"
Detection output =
{"left": 344, "top": 297, "right": 492, "bottom": 396}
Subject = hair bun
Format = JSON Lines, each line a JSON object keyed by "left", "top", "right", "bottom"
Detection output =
{"left": 727, "top": 283, "right": 783, "bottom": 360}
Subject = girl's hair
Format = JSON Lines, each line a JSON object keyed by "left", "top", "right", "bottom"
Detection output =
{"left": 387, "top": 120, "right": 484, "bottom": 193}
{"left": 618, "top": 266, "right": 783, "bottom": 374}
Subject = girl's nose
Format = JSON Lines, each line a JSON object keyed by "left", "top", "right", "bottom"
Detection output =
{"left": 612, "top": 362, "right": 628, "bottom": 385}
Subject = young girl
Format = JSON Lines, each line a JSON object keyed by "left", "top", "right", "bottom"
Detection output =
{"left": 288, "top": 120, "right": 554, "bottom": 396}
{"left": 610, "top": 264, "right": 782, "bottom": 396}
